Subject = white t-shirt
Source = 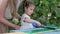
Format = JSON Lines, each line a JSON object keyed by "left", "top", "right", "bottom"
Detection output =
{"left": 5, "top": 3, "right": 12, "bottom": 19}
{"left": 20, "top": 13, "right": 33, "bottom": 30}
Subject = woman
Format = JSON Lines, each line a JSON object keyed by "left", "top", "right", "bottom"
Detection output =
{"left": 5, "top": 0, "right": 24, "bottom": 20}
{"left": 0, "top": 0, "right": 25, "bottom": 33}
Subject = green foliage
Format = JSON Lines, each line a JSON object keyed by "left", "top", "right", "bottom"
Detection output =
{"left": 18, "top": 0, "right": 60, "bottom": 26}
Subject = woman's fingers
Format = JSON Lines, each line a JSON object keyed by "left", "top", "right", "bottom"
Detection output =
{"left": 15, "top": 26, "right": 20, "bottom": 30}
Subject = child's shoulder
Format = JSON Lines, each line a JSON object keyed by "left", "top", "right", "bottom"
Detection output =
{"left": 21, "top": 13, "right": 30, "bottom": 18}
{"left": 22, "top": 13, "right": 28, "bottom": 17}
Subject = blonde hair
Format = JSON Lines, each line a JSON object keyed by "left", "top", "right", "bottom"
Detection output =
{"left": 9, "top": 0, "right": 17, "bottom": 18}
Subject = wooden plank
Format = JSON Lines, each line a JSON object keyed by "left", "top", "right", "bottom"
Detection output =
{"left": 3, "top": 32, "right": 25, "bottom": 34}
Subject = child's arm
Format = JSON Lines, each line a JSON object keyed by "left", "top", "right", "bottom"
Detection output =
{"left": 24, "top": 18, "right": 41, "bottom": 26}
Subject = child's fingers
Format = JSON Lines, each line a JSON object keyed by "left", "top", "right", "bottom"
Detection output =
{"left": 36, "top": 22, "right": 41, "bottom": 26}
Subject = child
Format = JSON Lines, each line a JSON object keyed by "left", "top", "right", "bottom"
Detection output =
{"left": 20, "top": 0, "right": 41, "bottom": 30}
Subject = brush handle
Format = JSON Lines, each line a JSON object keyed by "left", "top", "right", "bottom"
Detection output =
{"left": 32, "top": 22, "right": 44, "bottom": 28}
{"left": 32, "top": 22, "right": 38, "bottom": 27}
{"left": 32, "top": 22, "right": 57, "bottom": 29}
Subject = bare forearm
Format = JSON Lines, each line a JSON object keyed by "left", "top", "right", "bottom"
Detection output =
{"left": 24, "top": 19, "right": 41, "bottom": 25}
{"left": 0, "top": 17, "right": 20, "bottom": 29}
{"left": 24, "top": 19, "right": 34, "bottom": 23}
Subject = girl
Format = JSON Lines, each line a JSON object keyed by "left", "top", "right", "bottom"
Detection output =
{"left": 20, "top": 0, "right": 41, "bottom": 30}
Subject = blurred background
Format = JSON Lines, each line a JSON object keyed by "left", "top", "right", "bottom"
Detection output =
{"left": 18, "top": 0, "right": 60, "bottom": 26}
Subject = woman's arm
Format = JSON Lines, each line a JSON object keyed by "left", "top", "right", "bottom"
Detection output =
{"left": 0, "top": 0, "right": 20, "bottom": 30}
{"left": 0, "top": 0, "right": 8, "bottom": 14}
{"left": 0, "top": 15, "right": 20, "bottom": 30}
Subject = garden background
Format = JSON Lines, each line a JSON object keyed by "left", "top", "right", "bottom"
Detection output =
{"left": 18, "top": 0, "right": 60, "bottom": 26}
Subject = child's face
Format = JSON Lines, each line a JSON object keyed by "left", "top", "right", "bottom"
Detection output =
{"left": 25, "top": 5, "right": 35, "bottom": 15}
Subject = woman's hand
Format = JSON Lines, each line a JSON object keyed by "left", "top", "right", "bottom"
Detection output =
{"left": 15, "top": 25, "right": 20, "bottom": 30}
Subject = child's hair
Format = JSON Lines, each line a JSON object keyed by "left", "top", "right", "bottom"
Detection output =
{"left": 23, "top": 0, "right": 35, "bottom": 11}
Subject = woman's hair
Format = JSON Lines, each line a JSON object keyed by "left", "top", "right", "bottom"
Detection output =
{"left": 23, "top": 0, "right": 35, "bottom": 11}
{"left": 9, "top": 0, "right": 17, "bottom": 18}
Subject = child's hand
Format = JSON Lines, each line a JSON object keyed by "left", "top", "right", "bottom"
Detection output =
{"left": 32, "top": 22, "right": 41, "bottom": 28}
{"left": 36, "top": 22, "right": 41, "bottom": 26}
{"left": 34, "top": 21, "right": 41, "bottom": 26}
{"left": 32, "top": 22, "right": 38, "bottom": 27}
